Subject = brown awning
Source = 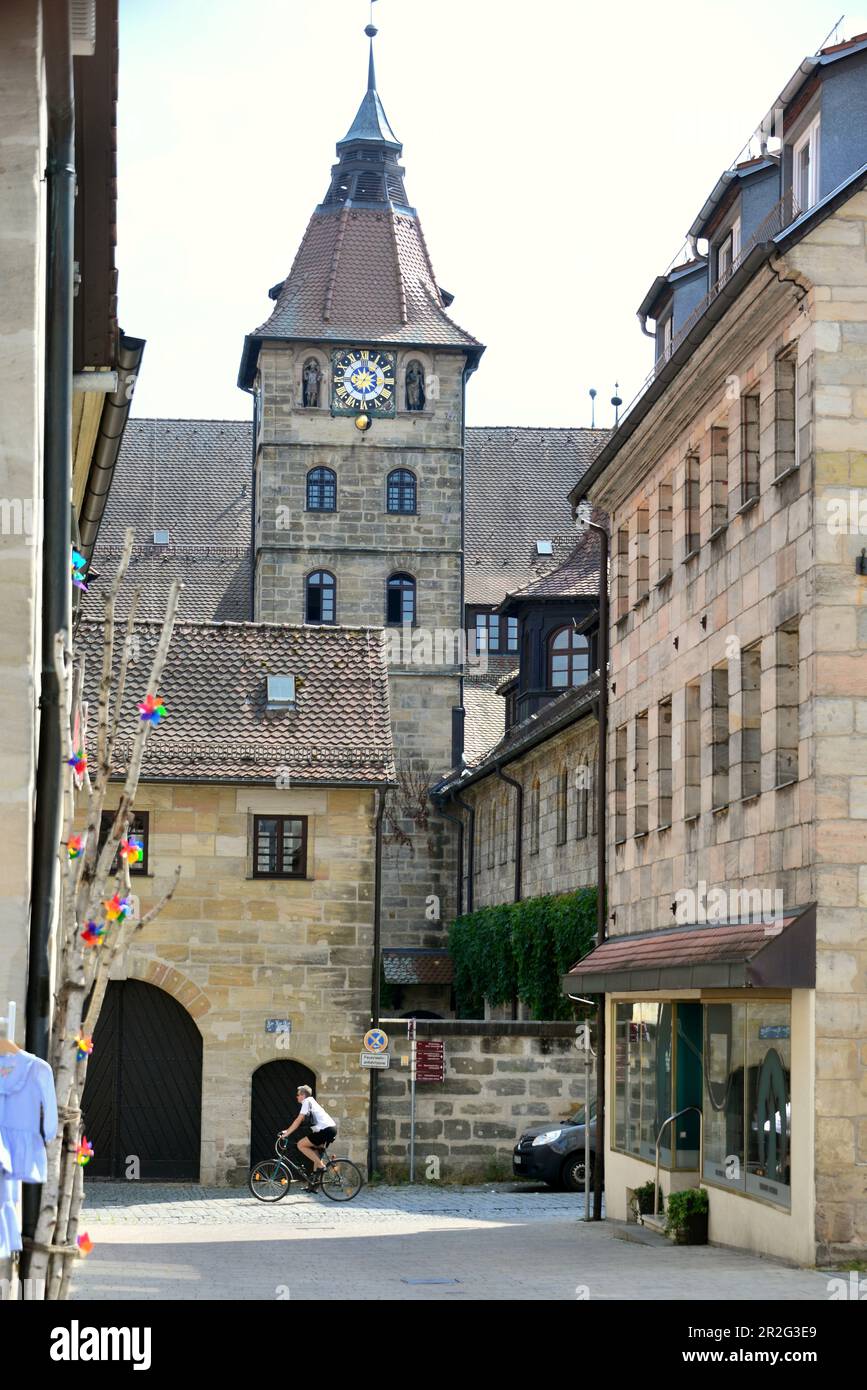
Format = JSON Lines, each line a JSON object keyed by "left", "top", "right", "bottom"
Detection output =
{"left": 561, "top": 904, "right": 816, "bottom": 994}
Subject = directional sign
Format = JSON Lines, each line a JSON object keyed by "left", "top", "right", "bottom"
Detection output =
{"left": 360, "top": 1052, "right": 390, "bottom": 1069}
{"left": 415, "top": 1039, "right": 444, "bottom": 1083}
{"left": 363, "top": 1027, "right": 389, "bottom": 1054}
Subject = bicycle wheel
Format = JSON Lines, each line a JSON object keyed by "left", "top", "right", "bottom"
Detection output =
{"left": 319, "top": 1158, "right": 363, "bottom": 1202}
{"left": 249, "top": 1158, "right": 292, "bottom": 1202}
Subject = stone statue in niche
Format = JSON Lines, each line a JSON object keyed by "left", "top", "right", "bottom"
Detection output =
{"left": 405, "top": 360, "right": 426, "bottom": 412}
{"left": 302, "top": 358, "right": 322, "bottom": 408}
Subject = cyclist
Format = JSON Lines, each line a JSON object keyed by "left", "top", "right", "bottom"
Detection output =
{"left": 279, "top": 1085, "right": 337, "bottom": 1189}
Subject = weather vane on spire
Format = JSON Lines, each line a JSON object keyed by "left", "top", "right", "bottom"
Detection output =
{"left": 365, "top": 0, "right": 379, "bottom": 90}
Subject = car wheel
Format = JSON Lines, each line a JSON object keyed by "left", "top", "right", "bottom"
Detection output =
{"left": 561, "top": 1154, "right": 594, "bottom": 1192}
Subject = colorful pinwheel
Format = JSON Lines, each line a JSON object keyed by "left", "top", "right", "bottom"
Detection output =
{"left": 104, "top": 893, "right": 132, "bottom": 922}
{"left": 76, "top": 1136, "right": 94, "bottom": 1166}
{"left": 67, "top": 834, "right": 84, "bottom": 860}
{"left": 77, "top": 1233, "right": 93, "bottom": 1255}
{"left": 120, "top": 837, "right": 143, "bottom": 865}
{"left": 74, "top": 1035, "right": 93, "bottom": 1061}
{"left": 67, "top": 749, "right": 87, "bottom": 780}
{"left": 138, "top": 693, "right": 167, "bottom": 725}
{"left": 71, "top": 549, "right": 88, "bottom": 592}
{"left": 80, "top": 920, "right": 106, "bottom": 947}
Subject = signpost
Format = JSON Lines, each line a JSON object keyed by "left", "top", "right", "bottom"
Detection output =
{"left": 408, "top": 1019, "right": 416, "bottom": 1183}
{"left": 359, "top": 1052, "right": 390, "bottom": 1069}
{"left": 415, "top": 1040, "right": 444, "bottom": 1083}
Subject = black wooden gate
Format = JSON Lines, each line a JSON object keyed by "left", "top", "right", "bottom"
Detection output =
{"left": 82, "top": 979, "right": 203, "bottom": 1181}
{"left": 250, "top": 1060, "right": 316, "bottom": 1166}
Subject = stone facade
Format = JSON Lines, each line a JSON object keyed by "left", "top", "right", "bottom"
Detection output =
{"left": 585, "top": 193, "right": 867, "bottom": 1263}
{"left": 0, "top": 0, "right": 46, "bottom": 1029}
{"left": 100, "top": 781, "right": 380, "bottom": 1183}
{"left": 457, "top": 711, "right": 599, "bottom": 912}
{"left": 253, "top": 341, "right": 471, "bottom": 968}
{"left": 374, "top": 1023, "right": 593, "bottom": 1178}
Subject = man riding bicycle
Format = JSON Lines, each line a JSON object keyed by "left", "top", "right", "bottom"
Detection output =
{"left": 279, "top": 1085, "right": 338, "bottom": 1189}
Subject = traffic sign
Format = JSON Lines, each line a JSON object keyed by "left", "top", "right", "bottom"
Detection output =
{"left": 360, "top": 1052, "right": 390, "bottom": 1069}
{"left": 363, "top": 1027, "right": 389, "bottom": 1054}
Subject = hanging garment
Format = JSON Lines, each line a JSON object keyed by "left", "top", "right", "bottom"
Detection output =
{"left": 0, "top": 1051, "right": 58, "bottom": 1182}
{"left": 0, "top": 1174, "right": 22, "bottom": 1258}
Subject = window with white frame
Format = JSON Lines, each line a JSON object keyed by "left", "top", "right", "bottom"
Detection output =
{"left": 793, "top": 117, "right": 820, "bottom": 212}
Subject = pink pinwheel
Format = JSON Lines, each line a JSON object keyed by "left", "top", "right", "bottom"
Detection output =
{"left": 77, "top": 1233, "right": 93, "bottom": 1255}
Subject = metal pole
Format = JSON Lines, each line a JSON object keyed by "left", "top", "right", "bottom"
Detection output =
{"left": 588, "top": 519, "right": 609, "bottom": 1223}
{"left": 583, "top": 1052, "right": 591, "bottom": 1220}
{"left": 408, "top": 1017, "right": 416, "bottom": 1183}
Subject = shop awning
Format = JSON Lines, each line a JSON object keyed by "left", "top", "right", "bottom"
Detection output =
{"left": 561, "top": 904, "right": 816, "bottom": 994}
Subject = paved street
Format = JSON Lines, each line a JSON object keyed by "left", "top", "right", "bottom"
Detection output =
{"left": 69, "top": 1183, "right": 834, "bottom": 1301}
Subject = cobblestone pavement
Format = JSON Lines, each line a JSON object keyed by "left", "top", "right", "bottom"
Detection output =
{"left": 70, "top": 1182, "right": 834, "bottom": 1302}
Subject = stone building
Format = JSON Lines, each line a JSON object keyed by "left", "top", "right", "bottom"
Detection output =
{"left": 566, "top": 32, "right": 867, "bottom": 1265}
{"left": 0, "top": 0, "right": 140, "bottom": 1055}
{"left": 77, "top": 620, "right": 395, "bottom": 1183}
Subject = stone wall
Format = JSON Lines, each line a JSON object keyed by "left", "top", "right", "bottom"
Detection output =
{"left": 373, "top": 1022, "right": 592, "bottom": 1179}
{"left": 94, "top": 781, "right": 379, "bottom": 1183}
{"left": 0, "top": 0, "right": 44, "bottom": 1029}
{"left": 787, "top": 195, "right": 867, "bottom": 1261}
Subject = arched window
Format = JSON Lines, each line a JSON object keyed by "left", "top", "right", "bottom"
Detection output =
{"left": 576, "top": 763, "right": 589, "bottom": 840}
{"left": 306, "top": 570, "right": 336, "bottom": 624}
{"left": 405, "top": 360, "right": 426, "bottom": 412}
{"left": 387, "top": 572, "right": 416, "bottom": 625}
{"left": 387, "top": 468, "right": 417, "bottom": 514}
{"left": 548, "top": 626, "right": 590, "bottom": 689}
{"left": 557, "top": 767, "right": 568, "bottom": 845}
{"left": 530, "top": 777, "right": 541, "bottom": 856}
{"left": 306, "top": 467, "right": 336, "bottom": 511}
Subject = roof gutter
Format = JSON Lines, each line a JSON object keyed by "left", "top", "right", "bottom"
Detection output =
{"left": 77, "top": 333, "right": 146, "bottom": 562}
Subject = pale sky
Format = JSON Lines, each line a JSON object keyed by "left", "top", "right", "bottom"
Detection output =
{"left": 117, "top": 0, "right": 866, "bottom": 429}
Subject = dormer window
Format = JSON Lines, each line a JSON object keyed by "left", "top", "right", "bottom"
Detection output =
{"left": 659, "top": 312, "right": 673, "bottom": 362}
{"left": 793, "top": 116, "right": 820, "bottom": 212}
{"left": 715, "top": 219, "right": 740, "bottom": 285}
{"left": 548, "top": 626, "right": 589, "bottom": 689}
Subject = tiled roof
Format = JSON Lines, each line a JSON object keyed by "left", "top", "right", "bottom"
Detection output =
{"left": 382, "top": 948, "right": 454, "bottom": 985}
{"left": 464, "top": 427, "right": 609, "bottom": 604}
{"left": 90, "top": 419, "right": 252, "bottom": 622}
{"left": 247, "top": 208, "right": 480, "bottom": 351}
{"left": 499, "top": 522, "right": 604, "bottom": 605}
{"left": 447, "top": 677, "right": 600, "bottom": 783}
{"left": 76, "top": 620, "right": 395, "bottom": 786}
{"left": 462, "top": 681, "right": 506, "bottom": 764}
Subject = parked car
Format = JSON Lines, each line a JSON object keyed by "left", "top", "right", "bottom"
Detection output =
{"left": 512, "top": 1102, "right": 598, "bottom": 1191}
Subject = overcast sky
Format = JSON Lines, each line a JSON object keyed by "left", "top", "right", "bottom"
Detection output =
{"left": 118, "top": 0, "right": 866, "bottom": 429}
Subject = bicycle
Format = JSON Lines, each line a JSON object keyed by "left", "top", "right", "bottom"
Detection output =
{"left": 248, "top": 1133, "right": 364, "bottom": 1203}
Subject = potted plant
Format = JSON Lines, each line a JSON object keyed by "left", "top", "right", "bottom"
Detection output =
{"left": 630, "top": 1180, "right": 664, "bottom": 1222}
{"left": 664, "top": 1187, "right": 709, "bottom": 1245}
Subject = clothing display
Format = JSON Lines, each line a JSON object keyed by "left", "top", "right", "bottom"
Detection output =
{"left": 0, "top": 1049, "right": 58, "bottom": 1182}
{"left": 0, "top": 1174, "right": 22, "bottom": 1258}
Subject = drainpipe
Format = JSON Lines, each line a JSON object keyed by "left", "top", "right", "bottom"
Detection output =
{"left": 451, "top": 789, "right": 475, "bottom": 914}
{"left": 25, "top": 0, "right": 75, "bottom": 1257}
{"left": 494, "top": 764, "right": 523, "bottom": 904}
{"left": 587, "top": 519, "right": 608, "bottom": 1223}
{"left": 367, "top": 788, "right": 386, "bottom": 1179}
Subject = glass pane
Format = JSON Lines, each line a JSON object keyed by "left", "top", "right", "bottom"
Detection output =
{"left": 402, "top": 587, "right": 414, "bottom": 623}
{"left": 703, "top": 1002, "right": 746, "bottom": 1189}
{"left": 746, "top": 1001, "right": 791, "bottom": 1206}
{"left": 256, "top": 820, "right": 279, "bottom": 873}
{"left": 321, "top": 586, "right": 335, "bottom": 623}
{"left": 281, "top": 832, "right": 303, "bottom": 874}
{"left": 507, "top": 617, "right": 518, "bottom": 651}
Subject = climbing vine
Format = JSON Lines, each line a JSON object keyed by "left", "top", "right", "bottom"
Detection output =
{"left": 449, "top": 887, "right": 597, "bottom": 1020}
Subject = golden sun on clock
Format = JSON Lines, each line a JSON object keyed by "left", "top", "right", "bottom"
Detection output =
{"left": 331, "top": 348, "right": 396, "bottom": 416}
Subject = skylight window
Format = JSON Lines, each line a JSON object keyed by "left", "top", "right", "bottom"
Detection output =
{"left": 153, "top": 529, "right": 170, "bottom": 545}
{"left": 536, "top": 540, "right": 554, "bottom": 556}
{"left": 266, "top": 675, "right": 296, "bottom": 710}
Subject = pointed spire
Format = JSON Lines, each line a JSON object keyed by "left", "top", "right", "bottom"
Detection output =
{"left": 337, "top": 13, "right": 400, "bottom": 149}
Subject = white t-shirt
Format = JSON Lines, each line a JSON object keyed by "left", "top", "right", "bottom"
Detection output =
{"left": 300, "top": 1096, "right": 336, "bottom": 1132}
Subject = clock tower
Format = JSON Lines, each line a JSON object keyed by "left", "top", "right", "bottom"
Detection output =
{"left": 238, "top": 24, "right": 483, "bottom": 964}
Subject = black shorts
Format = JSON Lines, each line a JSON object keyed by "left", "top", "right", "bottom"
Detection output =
{"left": 309, "top": 1126, "right": 337, "bottom": 1148}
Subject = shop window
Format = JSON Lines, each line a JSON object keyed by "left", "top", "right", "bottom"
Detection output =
{"left": 614, "top": 1001, "right": 702, "bottom": 1169}
{"left": 703, "top": 1000, "right": 791, "bottom": 1208}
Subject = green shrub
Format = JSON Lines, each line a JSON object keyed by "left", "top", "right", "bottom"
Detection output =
{"left": 631, "top": 1180, "right": 663, "bottom": 1216}
{"left": 450, "top": 888, "right": 598, "bottom": 1020}
{"left": 664, "top": 1187, "right": 709, "bottom": 1234}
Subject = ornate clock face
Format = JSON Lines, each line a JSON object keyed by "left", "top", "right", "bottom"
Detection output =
{"left": 331, "top": 348, "right": 396, "bottom": 416}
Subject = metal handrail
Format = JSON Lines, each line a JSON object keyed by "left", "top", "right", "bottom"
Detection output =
{"left": 653, "top": 1106, "right": 703, "bottom": 1219}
